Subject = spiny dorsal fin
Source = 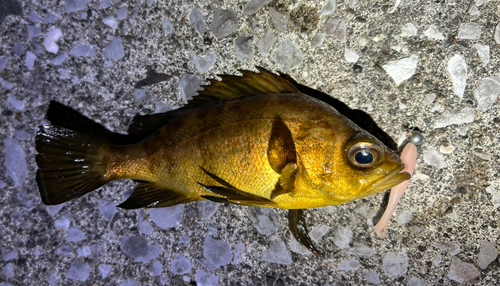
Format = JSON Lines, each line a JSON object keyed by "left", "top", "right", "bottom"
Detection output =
{"left": 186, "top": 67, "right": 299, "bottom": 107}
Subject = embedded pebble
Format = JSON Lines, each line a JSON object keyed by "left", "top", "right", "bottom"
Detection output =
{"left": 48, "top": 52, "right": 68, "bottom": 65}
{"left": 249, "top": 207, "right": 280, "bottom": 236}
{"left": 117, "top": 7, "right": 128, "bottom": 20}
{"left": 211, "top": 8, "right": 238, "bottom": 39}
{"left": 120, "top": 281, "right": 138, "bottom": 286}
{"left": 364, "top": 271, "right": 381, "bottom": 285}
{"left": 66, "top": 228, "right": 86, "bottom": 242}
{"left": 195, "top": 270, "right": 219, "bottom": 286}
{"left": 179, "top": 74, "right": 203, "bottom": 103}
{"left": 189, "top": 8, "right": 205, "bottom": 35}
{"left": 234, "top": 36, "right": 254, "bottom": 63}
{"left": 121, "top": 236, "right": 160, "bottom": 262}
{"left": 232, "top": 243, "right": 245, "bottom": 264}
{"left": 397, "top": 210, "right": 412, "bottom": 226}
{"left": 439, "top": 145, "right": 454, "bottom": 154}
{"left": 433, "top": 107, "right": 475, "bottom": 128}
{"left": 477, "top": 240, "right": 498, "bottom": 269}
{"left": 333, "top": 227, "right": 352, "bottom": 249}
{"left": 269, "top": 8, "right": 288, "bottom": 32}
{"left": 70, "top": 44, "right": 96, "bottom": 57}
{"left": 103, "top": 38, "right": 125, "bottom": 60}
{"left": 474, "top": 44, "right": 490, "bottom": 65}
{"left": 162, "top": 19, "right": 173, "bottom": 34}
{"left": 383, "top": 252, "right": 409, "bottom": 277}
{"left": 56, "top": 244, "right": 72, "bottom": 256}
{"left": 406, "top": 277, "right": 427, "bottom": 286}
{"left": 423, "top": 147, "right": 445, "bottom": 169}
{"left": 14, "top": 130, "right": 31, "bottom": 141}
{"left": 436, "top": 241, "right": 460, "bottom": 256}
{"left": 204, "top": 236, "right": 232, "bottom": 267}
{"left": 197, "top": 200, "right": 218, "bottom": 220}
{"left": 151, "top": 260, "right": 162, "bottom": 276}
{"left": 311, "top": 33, "right": 325, "bottom": 49}
{"left": 257, "top": 30, "right": 277, "bottom": 57}
{"left": 272, "top": 39, "right": 303, "bottom": 71}
{"left": 423, "top": 25, "right": 444, "bottom": 40}
{"left": 2, "top": 263, "right": 14, "bottom": 278}
{"left": 28, "top": 11, "right": 41, "bottom": 23}
{"left": 44, "top": 14, "right": 58, "bottom": 23}
{"left": 139, "top": 220, "right": 153, "bottom": 235}
{"left": 179, "top": 234, "right": 190, "bottom": 244}
{"left": 28, "top": 25, "right": 43, "bottom": 38}
{"left": 0, "top": 79, "right": 14, "bottom": 90}
{"left": 447, "top": 54, "right": 467, "bottom": 98}
{"left": 103, "top": 16, "right": 118, "bottom": 29}
{"left": 55, "top": 216, "right": 70, "bottom": 230}
{"left": 0, "top": 57, "right": 8, "bottom": 72}
{"left": 58, "top": 68, "right": 71, "bottom": 80}
{"left": 44, "top": 28, "right": 63, "bottom": 54}
{"left": 66, "top": 259, "right": 89, "bottom": 282}
{"left": 24, "top": 51, "right": 36, "bottom": 70}
{"left": 344, "top": 50, "right": 359, "bottom": 63}
{"left": 346, "top": 246, "right": 375, "bottom": 257}
{"left": 309, "top": 224, "right": 330, "bottom": 243}
{"left": 98, "top": 200, "right": 117, "bottom": 221}
{"left": 338, "top": 259, "right": 360, "bottom": 271}
{"left": 262, "top": 239, "right": 292, "bottom": 265}
{"left": 290, "top": 237, "right": 312, "bottom": 256}
{"left": 469, "top": 4, "right": 480, "bottom": 15}
{"left": 457, "top": 22, "right": 481, "bottom": 40}
{"left": 13, "top": 44, "right": 25, "bottom": 57}
{"left": 474, "top": 152, "right": 491, "bottom": 161}
{"left": 433, "top": 253, "right": 442, "bottom": 266}
{"left": 244, "top": 0, "right": 272, "bottom": 15}
{"left": 473, "top": 76, "right": 500, "bottom": 112}
{"left": 447, "top": 257, "right": 480, "bottom": 283}
{"left": 401, "top": 23, "right": 418, "bottom": 37}
{"left": 382, "top": 55, "right": 419, "bottom": 85}
{"left": 324, "top": 18, "right": 347, "bottom": 43}
{"left": 65, "top": 0, "right": 90, "bottom": 12}
{"left": 77, "top": 246, "right": 91, "bottom": 257}
{"left": 149, "top": 205, "right": 184, "bottom": 229}
{"left": 2, "top": 249, "right": 18, "bottom": 261}
{"left": 5, "top": 138, "right": 28, "bottom": 188}
{"left": 99, "top": 264, "right": 112, "bottom": 279}
{"left": 5, "top": 96, "right": 22, "bottom": 110}
{"left": 46, "top": 204, "right": 64, "bottom": 216}
{"left": 320, "top": 0, "right": 336, "bottom": 15}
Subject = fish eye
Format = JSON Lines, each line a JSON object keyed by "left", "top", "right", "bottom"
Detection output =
{"left": 347, "top": 142, "right": 383, "bottom": 168}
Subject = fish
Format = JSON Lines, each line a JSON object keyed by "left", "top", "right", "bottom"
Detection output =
{"left": 35, "top": 67, "right": 410, "bottom": 255}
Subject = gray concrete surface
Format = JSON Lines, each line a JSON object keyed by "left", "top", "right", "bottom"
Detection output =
{"left": 1, "top": 0, "right": 499, "bottom": 285}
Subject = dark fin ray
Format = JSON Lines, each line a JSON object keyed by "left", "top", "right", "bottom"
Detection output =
{"left": 44, "top": 101, "right": 137, "bottom": 145}
{"left": 271, "top": 163, "right": 298, "bottom": 199}
{"left": 35, "top": 124, "right": 109, "bottom": 205}
{"left": 127, "top": 112, "right": 178, "bottom": 137}
{"left": 118, "top": 182, "right": 193, "bottom": 209}
{"left": 186, "top": 67, "right": 299, "bottom": 108}
{"left": 267, "top": 118, "right": 297, "bottom": 173}
{"left": 198, "top": 183, "right": 277, "bottom": 207}
{"left": 201, "top": 196, "right": 231, "bottom": 204}
{"left": 288, "top": 209, "right": 322, "bottom": 256}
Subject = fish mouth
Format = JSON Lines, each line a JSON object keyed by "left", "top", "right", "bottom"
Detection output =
{"left": 368, "top": 165, "right": 411, "bottom": 194}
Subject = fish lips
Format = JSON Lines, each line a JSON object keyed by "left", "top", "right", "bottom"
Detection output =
{"left": 367, "top": 165, "right": 411, "bottom": 194}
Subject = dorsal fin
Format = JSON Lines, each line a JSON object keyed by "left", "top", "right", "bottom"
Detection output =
{"left": 127, "top": 67, "right": 299, "bottom": 137}
{"left": 185, "top": 67, "right": 299, "bottom": 107}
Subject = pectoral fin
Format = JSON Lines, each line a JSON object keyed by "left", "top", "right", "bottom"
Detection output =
{"left": 271, "top": 163, "right": 298, "bottom": 199}
{"left": 267, "top": 118, "right": 297, "bottom": 173}
{"left": 118, "top": 182, "right": 193, "bottom": 209}
{"left": 198, "top": 167, "right": 277, "bottom": 207}
{"left": 288, "top": 209, "right": 322, "bottom": 256}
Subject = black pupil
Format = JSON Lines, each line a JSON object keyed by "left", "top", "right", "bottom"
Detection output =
{"left": 355, "top": 150, "right": 373, "bottom": 164}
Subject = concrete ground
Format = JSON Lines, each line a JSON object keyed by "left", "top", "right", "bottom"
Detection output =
{"left": 0, "top": 0, "right": 499, "bottom": 285}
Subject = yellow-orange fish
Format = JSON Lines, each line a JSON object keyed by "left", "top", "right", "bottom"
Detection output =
{"left": 35, "top": 68, "right": 410, "bottom": 254}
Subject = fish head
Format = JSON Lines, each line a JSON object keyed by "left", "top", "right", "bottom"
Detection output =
{"left": 315, "top": 131, "right": 410, "bottom": 204}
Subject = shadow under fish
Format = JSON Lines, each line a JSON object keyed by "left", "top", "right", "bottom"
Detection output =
{"left": 35, "top": 67, "right": 410, "bottom": 255}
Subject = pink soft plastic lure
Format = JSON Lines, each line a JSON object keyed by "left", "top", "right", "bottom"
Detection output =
{"left": 374, "top": 142, "right": 417, "bottom": 238}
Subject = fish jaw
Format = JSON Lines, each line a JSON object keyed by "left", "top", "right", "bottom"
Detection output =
{"left": 365, "top": 165, "right": 411, "bottom": 195}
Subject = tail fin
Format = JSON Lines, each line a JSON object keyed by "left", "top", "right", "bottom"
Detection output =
{"left": 35, "top": 102, "right": 115, "bottom": 205}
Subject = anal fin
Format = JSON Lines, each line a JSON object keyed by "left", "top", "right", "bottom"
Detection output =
{"left": 118, "top": 182, "right": 193, "bottom": 209}
{"left": 288, "top": 209, "right": 322, "bottom": 256}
